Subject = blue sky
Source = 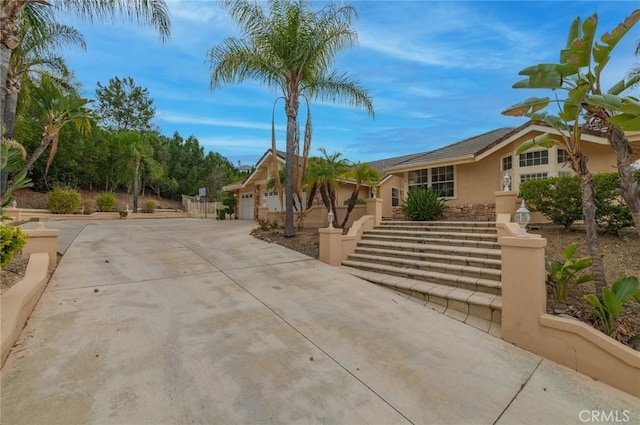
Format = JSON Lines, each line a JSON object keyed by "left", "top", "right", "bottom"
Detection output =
{"left": 57, "top": 1, "right": 640, "bottom": 168}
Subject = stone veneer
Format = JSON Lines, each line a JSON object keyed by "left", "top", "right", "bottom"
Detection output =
{"left": 391, "top": 203, "right": 496, "bottom": 221}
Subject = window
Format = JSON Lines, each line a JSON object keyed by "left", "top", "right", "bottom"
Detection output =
{"left": 408, "top": 169, "right": 428, "bottom": 191}
{"left": 391, "top": 187, "right": 400, "bottom": 207}
{"left": 519, "top": 150, "right": 548, "bottom": 167}
{"left": 501, "top": 156, "right": 512, "bottom": 171}
{"left": 558, "top": 171, "right": 573, "bottom": 177}
{"left": 431, "top": 166, "right": 454, "bottom": 197}
{"left": 557, "top": 149, "right": 569, "bottom": 164}
{"left": 520, "top": 172, "right": 548, "bottom": 183}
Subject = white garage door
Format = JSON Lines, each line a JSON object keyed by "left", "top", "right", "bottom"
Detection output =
{"left": 239, "top": 194, "right": 254, "bottom": 220}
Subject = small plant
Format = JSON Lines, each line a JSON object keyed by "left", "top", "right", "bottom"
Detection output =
{"left": 119, "top": 210, "right": 128, "bottom": 218}
{"left": 95, "top": 192, "right": 117, "bottom": 212}
{"left": 81, "top": 199, "right": 96, "bottom": 214}
{"left": 0, "top": 225, "right": 27, "bottom": 268}
{"left": 546, "top": 242, "right": 594, "bottom": 303}
{"left": 584, "top": 276, "right": 640, "bottom": 337}
{"left": 400, "top": 188, "right": 446, "bottom": 221}
{"left": 144, "top": 200, "right": 156, "bottom": 213}
{"left": 47, "top": 186, "right": 81, "bottom": 214}
{"left": 257, "top": 218, "right": 279, "bottom": 231}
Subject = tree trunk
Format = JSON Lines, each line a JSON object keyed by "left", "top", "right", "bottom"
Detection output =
{"left": 306, "top": 183, "right": 317, "bottom": 210}
{"left": 319, "top": 182, "right": 331, "bottom": 213}
{"left": 133, "top": 155, "right": 140, "bottom": 213}
{"left": 341, "top": 184, "right": 361, "bottom": 228}
{"left": 22, "top": 133, "right": 54, "bottom": 173}
{"left": 609, "top": 125, "right": 640, "bottom": 235}
{"left": 0, "top": 0, "right": 29, "bottom": 133}
{"left": 284, "top": 96, "right": 299, "bottom": 237}
{"left": 3, "top": 69, "right": 22, "bottom": 139}
{"left": 329, "top": 185, "right": 339, "bottom": 228}
{"left": 571, "top": 152, "right": 607, "bottom": 294}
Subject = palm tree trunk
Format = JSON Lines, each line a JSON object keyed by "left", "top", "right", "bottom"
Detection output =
{"left": 319, "top": 183, "right": 331, "bottom": 212}
{"left": 571, "top": 152, "right": 607, "bottom": 294}
{"left": 3, "top": 70, "right": 21, "bottom": 139}
{"left": 341, "top": 185, "right": 361, "bottom": 228}
{"left": 133, "top": 155, "right": 140, "bottom": 213}
{"left": 0, "top": 0, "right": 29, "bottom": 132}
{"left": 329, "top": 185, "right": 339, "bottom": 228}
{"left": 284, "top": 97, "right": 299, "bottom": 237}
{"left": 610, "top": 125, "right": 640, "bottom": 235}
{"left": 22, "top": 133, "right": 53, "bottom": 173}
{"left": 306, "top": 183, "right": 317, "bottom": 210}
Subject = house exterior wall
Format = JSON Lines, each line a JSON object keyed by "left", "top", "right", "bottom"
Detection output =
{"left": 379, "top": 175, "right": 404, "bottom": 218}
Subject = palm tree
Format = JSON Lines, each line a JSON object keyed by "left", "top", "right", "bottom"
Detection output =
{"left": 340, "top": 162, "right": 380, "bottom": 228}
{"left": 3, "top": 5, "right": 86, "bottom": 139}
{"left": 305, "top": 148, "right": 348, "bottom": 228}
{"left": 22, "top": 80, "right": 93, "bottom": 175}
{"left": 0, "top": 0, "right": 171, "bottom": 132}
{"left": 207, "top": 0, "right": 374, "bottom": 237}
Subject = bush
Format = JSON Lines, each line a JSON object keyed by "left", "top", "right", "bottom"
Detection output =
{"left": 400, "top": 188, "right": 446, "bottom": 221}
{"left": 144, "top": 200, "right": 156, "bottom": 213}
{"left": 47, "top": 187, "right": 81, "bottom": 214}
{"left": 0, "top": 225, "right": 27, "bottom": 268}
{"left": 95, "top": 192, "right": 117, "bottom": 212}
{"left": 519, "top": 176, "right": 582, "bottom": 229}
{"left": 81, "top": 199, "right": 96, "bottom": 214}
{"left": 593, "top": 172, "right": 634, "bottom": 235}
{"left": 343, "top": 198, "right": 366, "bottom": 205}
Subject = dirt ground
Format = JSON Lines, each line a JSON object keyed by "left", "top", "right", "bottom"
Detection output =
{"left": 251, "top": 223, "right": 640, "bottom": 350}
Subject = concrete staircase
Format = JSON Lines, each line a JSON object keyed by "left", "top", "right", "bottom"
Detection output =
{"left": 342, "top": 221, "right": 502, "bottom": 335}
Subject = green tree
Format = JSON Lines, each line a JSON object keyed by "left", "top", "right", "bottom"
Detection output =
{"left": 207, "top": 0, "right": 374, "bottom": 237}
{"left": 111, "top": 131, "right": 155, "bottom": 212}
{"left": 340, "top": 162, "right": 380, "bottom": 228}
{"left": 22, "top": 79, "right": 93, "bottom": 176}
{"left": 95, "top": 76, "right": 156, "bottom": 131}
{"left": 305, "top": 148, "right": 349, "bottom": 228}
{"left": 0, "top": 0, "right": 171, "bottom": 134}
{"left": 502, "top": 11, "right": 640, "bottom": 293}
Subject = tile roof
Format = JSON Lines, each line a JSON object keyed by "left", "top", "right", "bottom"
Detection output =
{"left": 391, "top": 127, "right": 517, "bottom": 169}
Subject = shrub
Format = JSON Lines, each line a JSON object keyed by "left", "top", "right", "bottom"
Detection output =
{"left": 47, "top": 187, "right": 81, "bottom": 214}
{"left": 593, "top": 172, "right": 634, "bottom": 235}
{"left": 343, "top": 198, "right": 366, "bottom": 205}
{"left": 546, "top": 242, "right": 593, "bottom": 303}
{"left": 0, "top": 225, "right": 27, "bottom": 268}
{"left": 400, "top": 188, "right": 446, "bottom": 221}
{"left": 519, "top": 176, "right": 582, "bottom": 229}
{"left": 81, "top": 199, "right": 96, "bottom": 214}
{"left": 95, "top": 192, "right": 117, "bottom": 212}
{"left": 584, "top": 276, "right": 640, "bottom": 337}
{"left": 144, "top": 200, "right": 156, "bottom": 213}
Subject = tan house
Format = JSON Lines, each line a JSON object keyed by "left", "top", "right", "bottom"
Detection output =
{"left": 226, "top": 121, "right": 637, "bottom": 223}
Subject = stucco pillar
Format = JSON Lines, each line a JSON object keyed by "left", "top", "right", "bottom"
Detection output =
{"left": 366, "top": 198, "right": 383, "bottom": 226}
{"left": 499, "top": 235, "right": 547, "bottom": 348}
{"left": 319, "top": 227, "right": 343, "bottom": 266}
{"left": 4, "top": 207, "right": 21, "bottom": 221}
{"left": 495, "top": 191, "right": 518, "bottom": 217}
{"left": 23, "top": 222, "right": 60, "bottom": 270}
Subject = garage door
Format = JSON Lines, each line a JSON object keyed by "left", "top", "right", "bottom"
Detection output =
{"left": 239, "top": 194, "right": 254, "bottom": 220}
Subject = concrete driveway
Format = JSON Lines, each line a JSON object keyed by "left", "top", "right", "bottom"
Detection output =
{"left": 1, "top": 219, "right": 638, "bottom": 424}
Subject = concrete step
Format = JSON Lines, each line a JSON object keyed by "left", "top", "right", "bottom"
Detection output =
{"left": 342, "top": 267, "right": 502, "bottom": 334}
{"left": 376, "top": 224, "right": 497, "bottom": 234}
{"left": 361, "top": 234, "right": 500, "bottom": 250}
{"left": 365, "top": 229, "right": 497, "bottom": 242}
{"left": 347, "top": 253, "right": 501, "bottom": 281}
{"left": 355, "top": 240, "right": 501, "bottom": 261}
{"left": 352, "top": 247, "right": 502, "bottom": 270}
{"left": 341, "top": 259, "right": 501, "bottom": 295}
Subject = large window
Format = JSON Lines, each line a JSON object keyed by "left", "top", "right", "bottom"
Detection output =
{"left": 407, "top": 166, "right": 454, "bottom": 197}
{"left": 520, "top": 172, "right": 548, "bottom": 183}
{"left": 431, "top": 166, "right": 454, "bottom": 197}
{"left": 391, "top": 187, "right": 400, "bottom": 207}
{"left": 408, "top": 169, "right": 428, "bottom": 192}
{"left": 519, "top": 150, "right": 548, "bottom": 167}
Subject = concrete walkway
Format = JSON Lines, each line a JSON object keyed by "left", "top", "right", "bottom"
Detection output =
{"left": 1, "top": 219, "right": 638, "bottom": 424}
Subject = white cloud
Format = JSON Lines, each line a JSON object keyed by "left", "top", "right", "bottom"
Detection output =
{"left": 156, "top": 111, "right": 284, "bottom": 131}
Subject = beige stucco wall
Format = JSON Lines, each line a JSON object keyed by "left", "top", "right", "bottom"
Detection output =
{"left": 379, "top": 175, "right": 404, "bottom": 218}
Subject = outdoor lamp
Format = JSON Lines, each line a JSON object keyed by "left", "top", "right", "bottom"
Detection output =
{"left": 11, "top": 199, "right": 17, "bottom": 208}
{"left": 327, "top": 209, "right": 335, "bottom": 228}
{"left": 514, "top": 200, "right": 531, "bottom": 236}
{"left": 502, "top": 171, "right": 511, "bottom": 191}
{"left": 372, "top": 186, "right": 377, "bottom": 198}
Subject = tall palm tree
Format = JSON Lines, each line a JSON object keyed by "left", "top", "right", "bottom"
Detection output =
{"left": 22, "top": 80, "right": 93, "bottom": 175}
{"left": 0, "top": 0, "right": 171, "bottom": 132}
{"left": 340, "top": 162, "right": 380, "bottom": 228}
{"left": 305, "top": 148, "right": 348, "bottom": 228}
{"left": 3, "top": 6, "right": 86, "bottom": 139}
{"left": 207, "top": 0, "right": 374, "bottom": 237}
